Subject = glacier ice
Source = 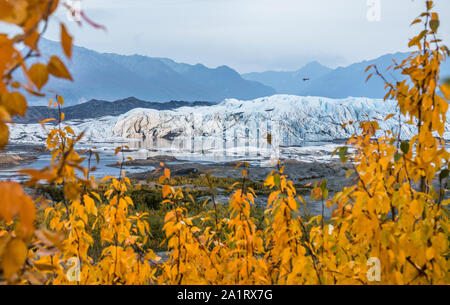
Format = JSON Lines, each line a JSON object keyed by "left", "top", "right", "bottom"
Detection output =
{"left": 9, "top": 95, "right": 450, "bottom": 146}
{"left": 110, "top": 95, "right": 450, "bottom": 145}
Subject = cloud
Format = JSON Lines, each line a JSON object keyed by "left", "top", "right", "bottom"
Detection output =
{"left": 41, "top": 0, "right": 450, "bottom": 73}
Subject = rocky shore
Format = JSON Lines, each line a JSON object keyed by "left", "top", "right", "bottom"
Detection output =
{"left": 0, "top": 144, "right": 45, "bottom": 169}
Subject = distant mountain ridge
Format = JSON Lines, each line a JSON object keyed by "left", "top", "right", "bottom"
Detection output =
{"left": 243, "top": 53, "right": 450, "bottom": 98}
{"left": 14, "top": 97, "right": 214, "bottom": 124}
{"left": 20, "top": 39, "right": 275, "bottom": 106}
{"left": 298, "top": 52, "right": 409, "bottom": 98}
{"left": 18, "top": 39, "right": 450, "bottom": 105}
{"left": 242, "top": 61, "right": 332, "bottom": 94}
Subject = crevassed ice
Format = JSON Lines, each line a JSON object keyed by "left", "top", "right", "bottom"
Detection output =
{"left": 9, "top": 95, "right": 450, "bottom": 145}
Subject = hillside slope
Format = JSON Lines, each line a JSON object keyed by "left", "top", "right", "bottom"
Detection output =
{"left": 14, "top": 97, "right": 214, "bottom": 123}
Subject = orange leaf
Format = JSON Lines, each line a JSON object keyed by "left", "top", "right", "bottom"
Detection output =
{"left": 48, "top": 56, "right": 73, "bottom": 81}
{"left": 164, "top": 168, "right": 171, "bottom": 179}
{"left": 0, "top": 0, "right": 27, "bottom": 25}
{"left": 440, "top": 84, "right": 450, "bottom": 100}
{"left": 162, "top": 185, "right": 172, "bottom": 198}
{"left": 60, "top": 23, "right": 73, "bottom": 59}
{"left": 23, "top": 30, "right": 40, "bottom": 50}
{"left": 0, "top": 182, "right": 36, "bottom": 238}
{"left": 2, "top": 92, "right": 27, "bottom": 117}
{"left": 0, "top": 122, "right": 9, "bottom": 148}
{"left": 384, "top": 113, "right": 395, "bottom": 121}
{"left": 28, "top": 63, "right": 49, "bottom": 91}
{"left": 1, "top": 238, "right": 28, "bottom": 279}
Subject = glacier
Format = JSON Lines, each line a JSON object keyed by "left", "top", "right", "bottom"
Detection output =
{"left": 9, "top": 95, "right": 450, "bottom": 147}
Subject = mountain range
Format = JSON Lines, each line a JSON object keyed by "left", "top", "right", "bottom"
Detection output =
{"left": 243, "top": 53, "right": 450, "bottom": 98}
{"left": 242, "top": 61, "right": 333, "bottom": 95}
{"left": 18, "top": 39, "right": 450, "bottom": 106}
{"left": 20, "top": 39, "right": 275, "bottom": 106}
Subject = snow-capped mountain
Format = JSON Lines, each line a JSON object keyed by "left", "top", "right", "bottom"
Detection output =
{"left": 10, "top": 95, "right": 450, "bottom": 146}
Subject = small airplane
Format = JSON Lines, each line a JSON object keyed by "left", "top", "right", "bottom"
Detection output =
{"left": 302, "top": 78, "right": 310, "bottom": 81}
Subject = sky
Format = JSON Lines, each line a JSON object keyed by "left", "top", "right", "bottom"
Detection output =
{"left": 39, "top": 0, "right": 450, "bottom": 73}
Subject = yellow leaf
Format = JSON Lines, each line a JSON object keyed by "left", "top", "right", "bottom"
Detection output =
{"left": 101, "top": 176, "right": 114, "bottom": 182}
{"left": 287, "top": 197, "right": 297, "bottom": 210}
{"left": 65, "top": 126, "right": 75, "bottom": 135}
{"left": 90, "top": 191, "right": 101, "bottom": 202}
{"left": 137, "top": 221, "right": 145, "bottom": 235}
{"left": 297, "top": 195, "right": 306, "bottom": 205}
{"left": 57, "top": 95, "right": 64, "bottom": 106}
{"left": 83, "top": 194, "right": 97, "bottom": 215}
{"left": 426, "top": 247, "right": 435, "bottom": 261}
{"left": 410, "top": 199, "right": 423, "bottom": 217}
{"left": 264, "top": 175, "right": 274, "bottom": 187}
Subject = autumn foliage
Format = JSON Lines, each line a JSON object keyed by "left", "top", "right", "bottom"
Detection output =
{"left": 0, "top": 0, "right": 449, "bottom": 284}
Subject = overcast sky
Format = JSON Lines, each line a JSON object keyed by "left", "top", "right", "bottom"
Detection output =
{"left": 41, "top": 0, "right": 450, "bottom": 73}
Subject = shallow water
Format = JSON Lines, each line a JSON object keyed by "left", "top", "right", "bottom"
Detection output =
{"left": 0, "top": 150, "right": 150, "bottom": 182}
{"left": 0, "top": 137, "right": 342, "bottom": 181}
